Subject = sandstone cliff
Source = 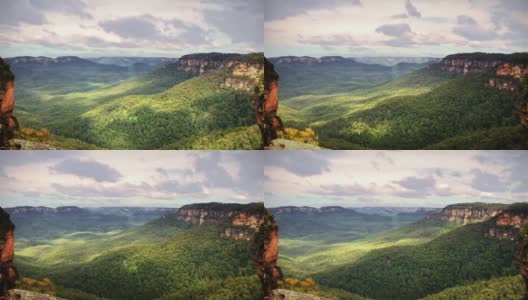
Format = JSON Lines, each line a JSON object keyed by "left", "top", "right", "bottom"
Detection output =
{"left": 0, "top": 208, "right": 16, "bottom": 297}
{"left": 269, "top": 289, "right": 328, "bottom": 300}
{"left": 0, "top": 58, "right": 18, "bottom": 149}
{"left": 439, "top": 53, "right": 528, "bottom": 128}
{"left": 174, "top": 202, "right": 281, "bottom": 294}
{"left": 169, "top": 52, "right": 264, "bottom": 92}
{"left": 439, "top": 203, "right": 507, "bottom": 225}
{"left": 257, "top": 58, "right": 282, "bottom": 148}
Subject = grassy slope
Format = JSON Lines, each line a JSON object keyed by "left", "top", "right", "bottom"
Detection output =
{"left": 16, "top": 219, "right": 262, "bottom": 300}
{"left": 313, "top": 221, "right": 517, "bottom": 300}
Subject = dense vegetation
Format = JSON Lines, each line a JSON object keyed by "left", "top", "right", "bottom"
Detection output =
{"left": 421, "top": 275, "right": 524, "bottom": 300}
{"left": 10, "top": 56, "right": 261, "bottom": 149}
{"left": 16, "top": 218, "right": 263, "bottom": 300}
{"left": 0, "top": 57, "right": 15, "bottom": 82}
{"left": 314, "top": 221, "right": 518, "bottom": 299}
{"left": 277, "top": 58, "right": 528, "bottom": 149}
{"left": 272, "top": 59, "right": 427, "bottom": 100}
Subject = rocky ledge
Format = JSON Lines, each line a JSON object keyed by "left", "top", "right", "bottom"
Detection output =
{"left": 269, "top": 289, "right": 328, "bottom": 300}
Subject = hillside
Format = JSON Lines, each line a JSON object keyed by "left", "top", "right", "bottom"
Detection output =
{"left": 277, "top": 52, "right": 528, "bottom": 149}
{"left": 309, "top": 203, "right": 528, "bottom": 299}
{"left": 8, "top": 52, "right": 265, "bottom": 149}
{"left": 14, "top": 202, "right": 278, "bottom": 299}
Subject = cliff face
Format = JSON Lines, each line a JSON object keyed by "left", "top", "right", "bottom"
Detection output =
{"left": 0, "top": 208, "right": 16, "bottom": 297}
{"left": 439, "top": 53, "right": 528, "bottom": 128}
{"left": 175, "top": 202, "right": 281, "bottom": 294}
{"left": 257, "top": 58, "right": 282, "bottom": 148}
{"left": 486, "top": 204, "right": 528, "bottom": 241}
{"left": 170, "top": 52, "right": 264, "bottom": 92}
{"left": 439, "top": 203, "right": 506, "bottom": 225}
{"left": 0, "top": 58, "right": 18, "bottom": 149}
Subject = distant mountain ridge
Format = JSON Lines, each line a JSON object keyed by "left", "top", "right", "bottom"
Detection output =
{"left": 6, "top": 56, "right": 96, "bottom": 65}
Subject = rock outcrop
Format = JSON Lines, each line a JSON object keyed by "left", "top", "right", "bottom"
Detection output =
{"left": 266, "top": 139, "right": 323, "bottom": 150}
{"left": 439, "top": 53, "right": 528, "bottom": 128}
{"left": 440, "top": 53, "right": 528, "bottom": 91}
{"left": 4, "top": 289, "right": 65, "bottom": 300}
{"left": 439, "top": 203, "right": 506, "bottom": 225}
{"left": 258, "top": 58, "right": 282, "bottom": 148}
{"left": 0, "top": 58, "right": 18, "bottom": 149}
{"left": 169, "top": 52, "right": 264, "bottom": 92}
{"left": 173, "top": 202, "right": 281, "bottom": 294}
{"left": 0, "top": 208, "right": 16, "bottom": 298}
{"left": 269, "top": 289, "right": 328, "bottom": 300}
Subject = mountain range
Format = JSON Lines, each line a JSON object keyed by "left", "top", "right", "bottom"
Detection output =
{"left": 2, "top": 202, "right": 527, "bottom": 299}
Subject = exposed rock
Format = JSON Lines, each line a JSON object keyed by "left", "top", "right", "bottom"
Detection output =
{"left": 486, "top": 204, "right": 528, "bottom": 241}
{"left": 265, "top": 139, "right": 323, "bottom": 150}
{"left": 269, "top": 289, "right": 328, "bottom": 300}
{"left": 0, "top": 58, "right": 18, "bottom": 149}
{"left": 439, "top": 53, "right": 528, "bottom": 128}
{"left": 0, "top": 208, "right": 16, "bottom": 298}
{"left": 256, "top": 59, "right": 282, "bottom": 148}
{"left": 8, "top": 140, "right": 57, "bottom": 150}
{"left": 5, "top": 289, "right": 65, "bottom": 300}
{"left": 439, "top": 203, "right": 506, "bottom": 225}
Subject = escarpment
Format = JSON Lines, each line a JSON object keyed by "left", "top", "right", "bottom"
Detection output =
{"left": 0, "top": 208, "right": 16, "bottom": 297}
{"left": 0, "top": 58, "right": 18, "bottom": 149}
{"left": 439, "top": 53, "right": 528, "bottom": 128}
{"left": 169, "top": 52, "right": 264, "bottom": 92}
{"left": 257, "top": 58, "right": 282, "bottom": 148}
{"left": 174, "top": 202, "right": 281, "bottom": 295}
{"left": 439, "top": 203, "right": 507, "bottom": 225}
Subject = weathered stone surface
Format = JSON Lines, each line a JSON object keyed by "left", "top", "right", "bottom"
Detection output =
{"left": 269, "top": 289, "right": 328, "bottom": 300}
{"left": 0, "top": 208, "right": 16, "bottom": 297}
{"left": 9, "top": 139, "right": 58, "bottom": 150}
{"left": 439, "top": 203, "right": 505, "bottom": 225}
{"left": 5, "top": 289, "right": 65, "bottom": 300}
{"left": 256, "top": 59, "right": 283, "bottom": 148}
{"left": 0, "top": 57, "right": 18, "bottom": 149}
{"left": 266, "top": 139, "right": 323, "bottom": 150}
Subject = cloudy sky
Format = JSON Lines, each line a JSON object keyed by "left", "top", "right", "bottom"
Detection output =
{"left": 0, "top": 0, "right": 263, "bottom": 57}
{"left": 0, "top": 151, "right": 526, "bottom": 208}
{"left": 264, "top": 151, "right": 528, "bottom": 208}
{"left": 265, "top": 0, "right": 528, "bottom": 57}
{"left": 0, "top": 151, "right": 263, "bottom": 207}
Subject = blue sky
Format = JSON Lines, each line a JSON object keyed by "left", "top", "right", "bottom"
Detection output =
{"left": 265, "top": 0, "right": 528, "bottom": 57}
{"left": 0, "top": 151, "right": 526, "bottom": 208}
{"left": 0, "top": 0, "right": 263, "bottom": 57}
